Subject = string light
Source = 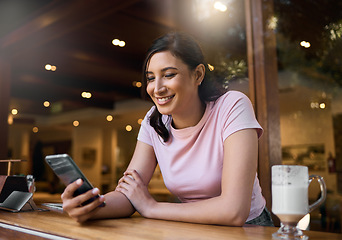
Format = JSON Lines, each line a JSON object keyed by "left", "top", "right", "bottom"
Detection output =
{"left": 132, "top": 81, "right": 142, "bottom": 88}
{"left": 310, "top": 102, "right": 326, "bottom": 109}
{"left": 45, "top": 64, "right": 52, "bottom": 70}
{"left": 11, "top": 109, "right": 18, "bottom": 115}
{"left": 45, "top": 64, "right": 57, "bottom": 71}
{"left": 106, "top": 115, "right": 113, "bottom": 122}
{"left": 112, "top": 39, "right": 126, "bottom": 47}
{"left": 43, "top": 101, "right": 50, "bottom": 107}
{"left": 300, "top": 41, "right": 311, "bottom": 48}
{"left": 81, "top": 92, "right": 92, "bottom": 99}
{"left": 126, "top": 125, "right": 132, "bottom": 132}
{"left": 32, "top": 127, "right": 39, "bottom": 133}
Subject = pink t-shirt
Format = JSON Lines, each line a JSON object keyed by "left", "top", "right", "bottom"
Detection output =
{"left": 138, "top": 91, "right": 265, "bottom": 221}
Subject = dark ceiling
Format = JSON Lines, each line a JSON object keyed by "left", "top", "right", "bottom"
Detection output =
{"left": 0, "top": 0, "right": 248, "bottom": 122}
{"left": 0, "top": 0, "right": 178, "bottom": 117}
{"left": 5, "top": 0, "right": 340, "bottom": 123}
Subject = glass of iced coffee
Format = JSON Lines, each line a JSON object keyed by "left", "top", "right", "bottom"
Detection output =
{"left": 271, "top": 165, "right": 326, "bottom": 240}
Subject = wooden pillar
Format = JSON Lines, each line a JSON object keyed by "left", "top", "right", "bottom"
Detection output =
{"left": 245, "top": 0, "right": 282, "bottom": 211}
{"left": 0, "top": 57, "right": 11, "bottom": 174}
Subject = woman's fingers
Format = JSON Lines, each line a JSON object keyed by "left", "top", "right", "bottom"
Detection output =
{"left": 61, "top": 178, "right": 83, "bottom": 200}
{"left": 64, "top": 187, "right": 104, "bottom": 208}
{"left": 116, "top": 169, "right": 155, "bottom": 217}
{"left": 61, "top": 178, "right": 106, "bottom": 223}
{"left": 116, "top": 174, "right": 136, "bottom": 197}
{"left": 117, "top": 174, "right": 134, "bottom": 185}
{"left": 124, "top": 169, "right": 143, "bottom": 183}
{"left": 116, "top": 177, "right": 133, "bottom": 193}
{"left": 67, "top": 195, "right": 105, "bottom": 222}
{"left": 115, "top": 170, "right": 146, "bottom": 200}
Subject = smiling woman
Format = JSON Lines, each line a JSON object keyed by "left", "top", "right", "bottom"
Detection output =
{"left": 145, "top": 51, "right": 205, "bottom": 129}
{"left": 60, "top": 32, "right": 273, "bottom": 227}
{"left": 142, "top": 32, "right": 225, "bottom": 141}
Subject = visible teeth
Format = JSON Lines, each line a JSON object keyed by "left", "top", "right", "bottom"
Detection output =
{"left": 158, "top": 96, "right": 173, "bottom": 102}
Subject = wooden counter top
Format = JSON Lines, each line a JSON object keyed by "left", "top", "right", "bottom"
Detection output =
{"left": 0, "top": 206, "right": 341, "bottom": 240}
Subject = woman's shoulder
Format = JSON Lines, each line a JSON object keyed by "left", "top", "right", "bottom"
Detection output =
{"left": 214, "top": 90, "right": 251, "bottom": 107}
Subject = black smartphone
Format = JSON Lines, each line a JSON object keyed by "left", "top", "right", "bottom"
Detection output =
{"left": 45, "top": 154, "right": 105, "bottom": 207}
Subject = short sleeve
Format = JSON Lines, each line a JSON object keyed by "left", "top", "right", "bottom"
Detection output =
{"left": 137, "top": 106, "right": 155, "bottom": 146}
{"left": 220, "top": 91, "right": 263, "bottom": 141}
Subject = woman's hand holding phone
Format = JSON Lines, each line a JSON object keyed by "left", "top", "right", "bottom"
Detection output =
{"left": 61, "top": 179, "right": 106, "bottom": 223}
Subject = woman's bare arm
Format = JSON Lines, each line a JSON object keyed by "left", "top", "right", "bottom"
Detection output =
{"left": 61, "top": 140, "right": 157, "bottom": 223}
{"left": 116, "top": 129, "right": 258, "bottom": 226}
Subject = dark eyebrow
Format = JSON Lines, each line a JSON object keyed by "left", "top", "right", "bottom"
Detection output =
{"left": 161, "top": 67, "right": 178, "bottom": 72}
{"left": 146, "top": 67, "right": 178, "bottom": 74}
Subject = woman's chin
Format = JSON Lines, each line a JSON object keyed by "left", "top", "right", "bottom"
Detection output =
{"left": 156, "top": 106, "right": 172, "bottom": 116}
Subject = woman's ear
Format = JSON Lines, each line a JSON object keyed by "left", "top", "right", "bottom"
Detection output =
{"left": 194, "top": 64, "right": 205, "bottom": 86}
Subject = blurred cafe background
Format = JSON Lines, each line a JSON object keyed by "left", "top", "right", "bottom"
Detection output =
{"left": 0, "top": 0, "right": 341, "bottom": 233}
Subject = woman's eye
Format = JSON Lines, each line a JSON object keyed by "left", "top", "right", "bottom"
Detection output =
{"left": 165, "top": 73, "right": 176, "bottom": 78}
{"left": 147, "top": 76, "right": 155, "bottom": 82}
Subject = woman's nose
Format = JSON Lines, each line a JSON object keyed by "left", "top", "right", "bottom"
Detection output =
{"left": 154, "top": 79, "right": 167, "bottom": 94}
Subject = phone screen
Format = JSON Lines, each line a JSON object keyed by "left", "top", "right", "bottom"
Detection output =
{"left": 45, "top": 154, "right": 105, "bottom": 207}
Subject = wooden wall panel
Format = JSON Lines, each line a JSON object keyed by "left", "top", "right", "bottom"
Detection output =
{"left": 0, "top": 57, "right": 10, "bottom": 174}
{"left": 245, "top": 0, "right": 282, "bottom": 212}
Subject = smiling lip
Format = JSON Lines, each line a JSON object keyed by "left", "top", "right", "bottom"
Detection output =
{"left": 156, "top": 95, "right": 174, "bottom": 105}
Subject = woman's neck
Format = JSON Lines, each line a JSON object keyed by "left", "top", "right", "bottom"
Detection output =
{"left": 171, "top": 100, "right": 206, "bottom": 129}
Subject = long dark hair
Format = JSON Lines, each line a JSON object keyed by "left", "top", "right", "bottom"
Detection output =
{"left": 142, "top": 32, "right": 225, "bottom": 142}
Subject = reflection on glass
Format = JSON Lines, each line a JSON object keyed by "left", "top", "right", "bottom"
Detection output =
{"left": 6, "top": 0, "right": 250, "bottom": 207}
{"left": 275, "top": 0, "right": 342, "bottom": 233}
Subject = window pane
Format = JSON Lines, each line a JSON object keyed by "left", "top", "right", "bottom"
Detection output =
{"left": 185, "top": 0, "right": 249, "bottom": 95}
{"left": 275, "top": 0, "right": 342, "bottom": 233}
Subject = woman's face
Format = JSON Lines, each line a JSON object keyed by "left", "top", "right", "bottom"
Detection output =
{"left": 146, "top": 51, "right": 203, "bottom": 118}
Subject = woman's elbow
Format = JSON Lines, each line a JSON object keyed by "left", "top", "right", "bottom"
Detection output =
{"left": 229, "top": 215, "right": 248, "bottom": 226}
{"left": 220, "top": 206, "right": 249, "bottom": 226}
